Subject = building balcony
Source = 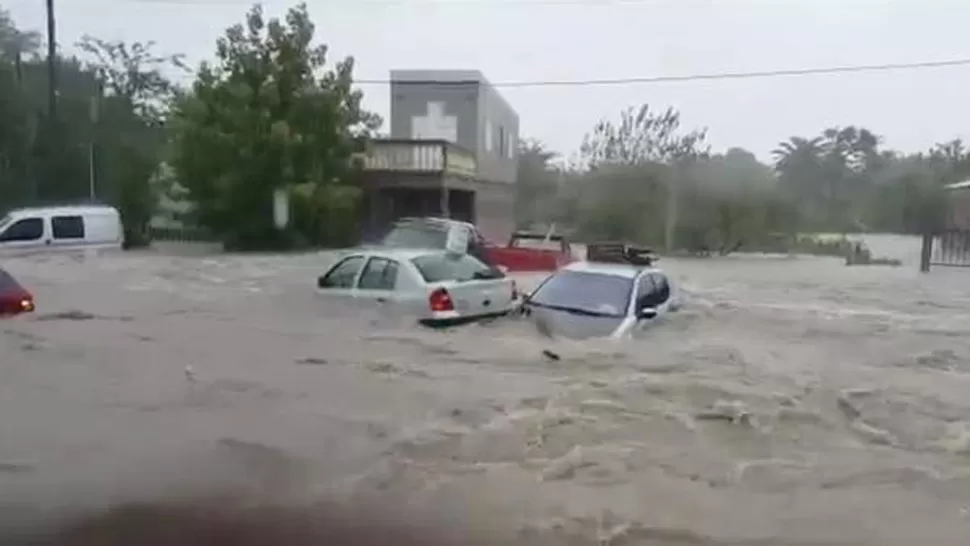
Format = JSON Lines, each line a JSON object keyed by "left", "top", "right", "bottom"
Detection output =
{"left": 359, "top": 139, "right": 476, "bottom": 178}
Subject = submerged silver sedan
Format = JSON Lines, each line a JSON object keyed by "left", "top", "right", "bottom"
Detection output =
{"left": 520, "top": 250, "right": 683, "bottom": 340}
{"left": 316, "top": 248, "right": 519, "bottom": 326}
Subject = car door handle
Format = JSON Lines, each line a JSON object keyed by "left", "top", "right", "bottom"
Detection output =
{"left": 375, "top": 297, "right": 387, "bottom": 303}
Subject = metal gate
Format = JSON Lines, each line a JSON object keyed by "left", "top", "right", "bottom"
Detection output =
{"left": 923, "top": 230, "right": 970, "bottom": 270}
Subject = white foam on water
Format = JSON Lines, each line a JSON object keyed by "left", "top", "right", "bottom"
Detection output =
{"left": 4, "top": 241, "right": 970, "bottom": 544}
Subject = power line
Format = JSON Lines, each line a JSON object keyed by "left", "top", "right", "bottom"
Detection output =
{"left": 356, "top": 58, "right": 970, "bottom": 88}
{"left": 128, "top": 0, "right": 662, "bottom": 5}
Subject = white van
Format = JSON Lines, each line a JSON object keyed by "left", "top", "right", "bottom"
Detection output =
{"left": 0, "top": 205, "right": 123, "bottom": 255}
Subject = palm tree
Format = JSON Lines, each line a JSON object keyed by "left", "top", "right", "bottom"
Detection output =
{"left": 771, "top": 136, "right": 825, "bottom": 173}
{"left": 771, "top": 136, "right": 828, "bottom": 224}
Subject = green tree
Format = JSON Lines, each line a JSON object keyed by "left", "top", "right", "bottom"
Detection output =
{"left": 572, "top": 104, "right": 709, "bottom": 247}
{"left": 0, "top": 7, "right": 39, "bottom": 58}
{"left": 169, "top": 3, "right": 380, "bottom": 250}
{"left": 579, "top": 104, "right": 708, "bottom": 167}
{"left": 771, "top": 136, "right": 825, "bottom": 223}
{"left": 0, "top": 9, "right": 176, "bottom": 240}
{"left": 0, "top": 14, "right": 98, "bottom": 210}
{"left": 772, "top": 127, "right": 888, "bottom": 232}
{"left": 77, "top": 36, "right": 184, "bottom": 246}
{"left": 514, "top": 138, "right": 559, "bottom": 227}
{"left": 678, "top": 148, "right": 791, "bottom": 253}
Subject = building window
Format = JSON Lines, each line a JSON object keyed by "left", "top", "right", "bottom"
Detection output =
{"left": 484, "top": 121, "right": 493, "bottom": 152}
{"left": 498, "top": 126, "right": 506, "bottom": 157}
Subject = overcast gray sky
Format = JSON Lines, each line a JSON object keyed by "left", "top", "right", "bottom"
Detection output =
{"left": 6, "top": 0, "right": 968, "bottom": 161}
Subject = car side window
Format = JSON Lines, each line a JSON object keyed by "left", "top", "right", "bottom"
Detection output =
{"left": 636, "top": 274, "right": 658, "bottom": 308}
{"left": 357, "top": 257, "right": 399, "bottom": 290}
{"left": 462, "top": 227, "right": 476, "bottom": 250}
{"left": 652, "top": 273, "right": 671, "bottom": 304}
{"left": 0, "top": 218, "right": 43, "bottom": 242}
{"left": 320, "top": 256, "right": 365, "bottom": 289}
{"left": 52, "top": 215, "right": 85, "bottom": 240}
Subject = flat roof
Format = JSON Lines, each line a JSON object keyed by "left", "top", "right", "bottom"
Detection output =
{"left": 390, "top": 69, "right": 488, "bottom": 84}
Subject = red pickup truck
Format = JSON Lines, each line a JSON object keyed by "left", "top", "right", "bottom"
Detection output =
{"left": 486, "top": 230, "right": 575, "bottom": 272}
{"left": 380, "top": 218, "right": 575, "bottom": 272}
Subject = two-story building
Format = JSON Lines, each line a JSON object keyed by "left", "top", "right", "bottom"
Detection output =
{"left": 359, "top": 69, "right": 519, "bottom": 242}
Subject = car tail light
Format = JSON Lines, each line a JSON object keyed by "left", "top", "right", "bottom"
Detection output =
{"left": 429, "top": 288, "right": 454, "bottom": 312}
{"left": 0, "top": 292, "right": 33, "bottom": 315}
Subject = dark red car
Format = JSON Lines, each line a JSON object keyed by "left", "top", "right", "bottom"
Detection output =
{"left": 0, "top": 268, "right": 35, "bottom": 316}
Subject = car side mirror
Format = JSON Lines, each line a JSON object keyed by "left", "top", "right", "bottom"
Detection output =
{"left": 637, "top": 306, "right": 657, "bottom": 320}
{"left": 317, "top": 276, "right": 326, "bottom": 289}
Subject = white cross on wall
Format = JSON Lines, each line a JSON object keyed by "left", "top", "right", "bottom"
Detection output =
{"left": 411, "top": 102, "right": 458, "bottom": 143}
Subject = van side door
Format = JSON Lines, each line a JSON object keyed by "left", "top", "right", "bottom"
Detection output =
{"left": 50, "top": 215, "right": 86, "bottom": 250}
{"left": 0, "top": 217, "right": 46, "bottom": 252}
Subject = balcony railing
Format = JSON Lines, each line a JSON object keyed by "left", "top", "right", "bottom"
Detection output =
{"left": 360, "top": 139, "right": 477, "bottom": 177}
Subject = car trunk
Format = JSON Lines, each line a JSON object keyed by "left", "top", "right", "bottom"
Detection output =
{"left": 435, "top": 278, "right": 513, "bottom": 317}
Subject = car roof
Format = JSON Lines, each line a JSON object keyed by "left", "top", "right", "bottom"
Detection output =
{"left": 394, "top": 217, "right": 474, "bottom": 230}
{"left": 342, "top": 247, "right": 458, "bottom": 261}
{"left": 562, "top": 260, "right": 661, "bottom": 279}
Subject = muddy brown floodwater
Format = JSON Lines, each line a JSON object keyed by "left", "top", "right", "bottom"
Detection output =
{"left": 3, "top": 237, "right": 970, "bottom": 545}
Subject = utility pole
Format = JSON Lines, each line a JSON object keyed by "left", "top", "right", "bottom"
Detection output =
{"left": 45, "top": 0, "right": 57, "bottom": 122}
{"left": 41, "top": 0, "right": 57, "bottom": 204}
{"left": 89, "top": 81, "right": 101, "bottom": 200}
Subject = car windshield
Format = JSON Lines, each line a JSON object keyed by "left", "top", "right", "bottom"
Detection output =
{"left": 529, "top": 270, "right": 632, "bottom": 318}
{"left": 411, "top": 253, "right": 495, "bottom": 283}
{"left": 382, "top": 224, "right": 448, "bottom": 249}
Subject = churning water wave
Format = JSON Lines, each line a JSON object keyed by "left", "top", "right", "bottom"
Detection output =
{"left": 3, "top": 239, "right": 970, "bottom": 545}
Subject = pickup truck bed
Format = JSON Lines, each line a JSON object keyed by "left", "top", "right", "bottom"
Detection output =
{"left": 379, "top": 219, "right": 575, "bottom": 272}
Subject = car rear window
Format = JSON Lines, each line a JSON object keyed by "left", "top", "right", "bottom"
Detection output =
{"left": 411, "top": 253, "right": 492, "bottom": 283}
